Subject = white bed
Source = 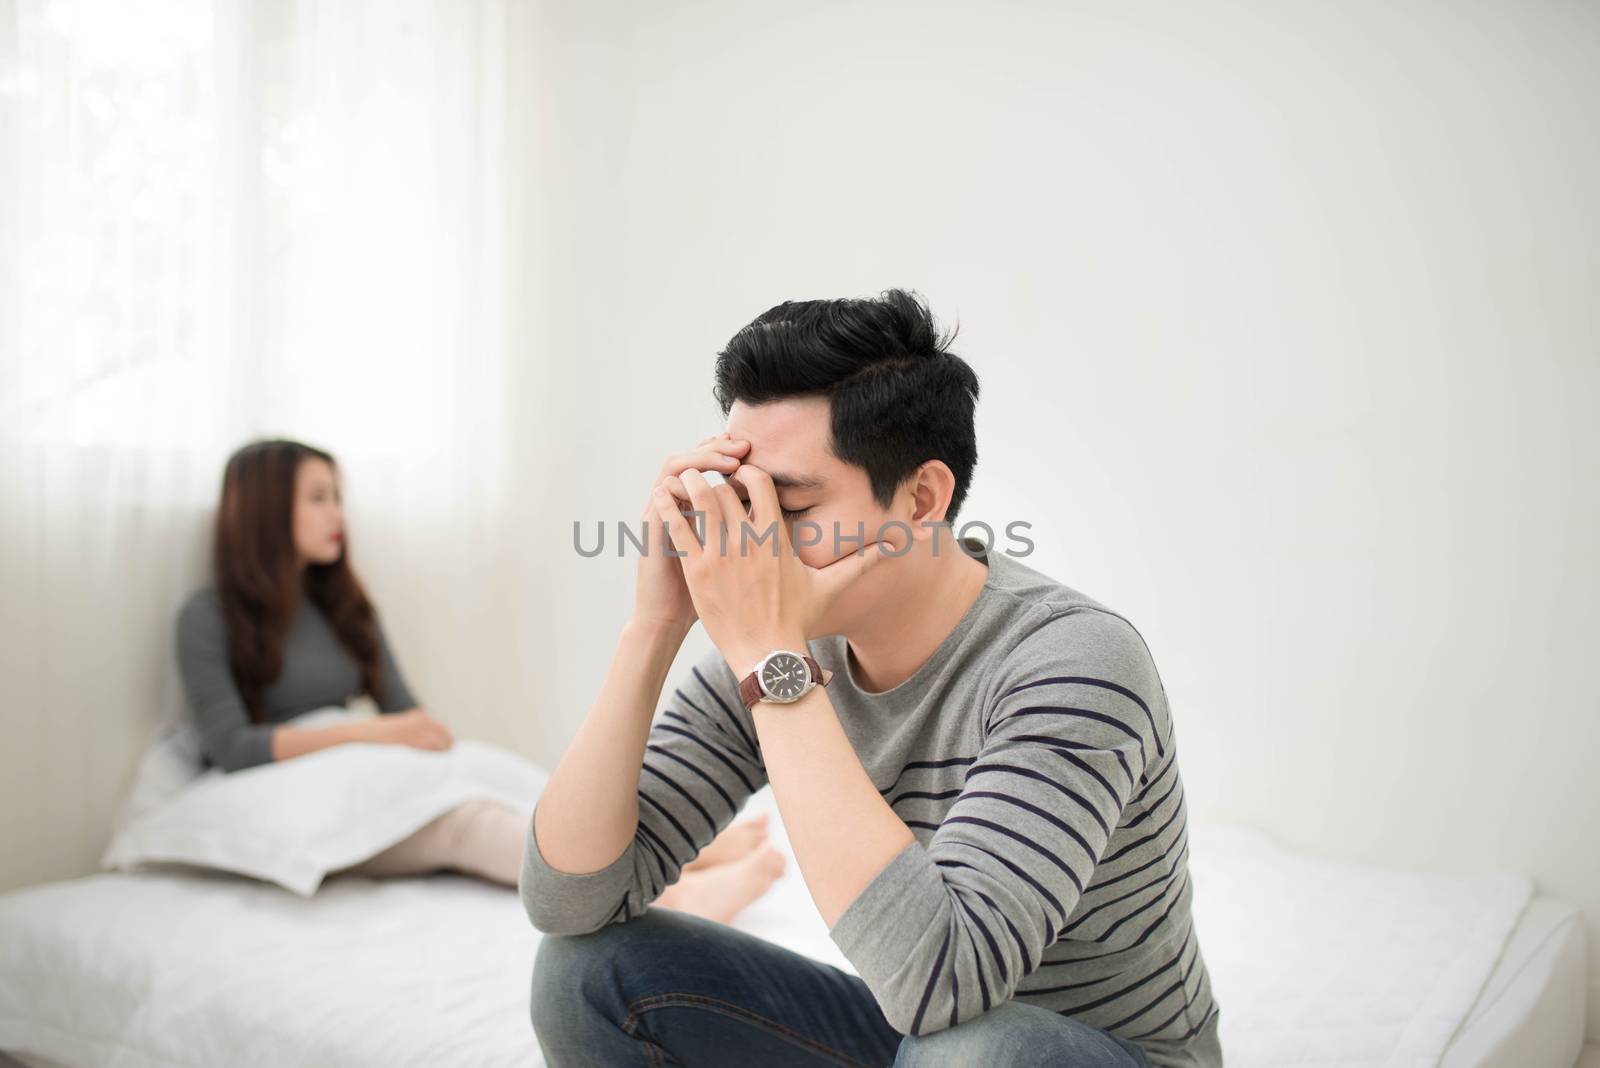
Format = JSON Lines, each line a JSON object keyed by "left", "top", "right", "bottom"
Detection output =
{"left": 0, "top": 785, "right": 1588, "bottom": 1068}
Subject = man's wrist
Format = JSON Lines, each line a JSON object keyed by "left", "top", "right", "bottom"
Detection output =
{"left": 624, "top": 614, "right": 694, "bottom": 648}
{"left": 726, "top": 634, "right": 810, "bottom": 682}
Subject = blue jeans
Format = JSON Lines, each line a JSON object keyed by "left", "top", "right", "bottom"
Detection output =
{"left": 530, "top": 905, "right": 1154, "bottom": 1067}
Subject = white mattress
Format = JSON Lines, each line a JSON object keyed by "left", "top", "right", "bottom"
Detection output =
{"left": 1180, "top": 821, "right": 1584, "bottom": 1068}
{"left": 1438, "top": 895, "right": 1587, "bottom": 1068}
{"left": 0, "top": 789, "right": 1587, "bottom": 1068}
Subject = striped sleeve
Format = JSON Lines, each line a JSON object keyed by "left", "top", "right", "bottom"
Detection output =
{"left": 826, "top": 608, "right": 1166, "bottom": 1036}
{"left": 520, "top": 644, "right": 767, "bottom": 935}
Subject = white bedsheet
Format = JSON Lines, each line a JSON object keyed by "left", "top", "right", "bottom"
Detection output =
{"left": 1, "top": 870, "right": 544, "bottom": 1068}
{"left": 0, "top": 786, "right": 1561, "bottom": 1068}
{"left": 1182, "top": 823, "right": 1535, "bottom": 1067}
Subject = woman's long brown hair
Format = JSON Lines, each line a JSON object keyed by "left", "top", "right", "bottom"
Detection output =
{"left": 213, "top": 439, "right": 385, "bottom": 721}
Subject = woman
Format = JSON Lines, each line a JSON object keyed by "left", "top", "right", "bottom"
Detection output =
{"left": 174, "top": 438, "right": 785, "bottom": 923}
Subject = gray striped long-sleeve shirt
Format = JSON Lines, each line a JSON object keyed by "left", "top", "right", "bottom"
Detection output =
{"left": 520, "top": 540, "right": 1223, "bottom": 1068}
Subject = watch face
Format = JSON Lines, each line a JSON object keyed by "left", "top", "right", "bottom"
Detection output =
{"left": 759, "top": 652, "right": 811, "bottom": 702}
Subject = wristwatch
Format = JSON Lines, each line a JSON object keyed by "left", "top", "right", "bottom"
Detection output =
{"left": 738, "top": 649, "right": 834, "bottom": 710}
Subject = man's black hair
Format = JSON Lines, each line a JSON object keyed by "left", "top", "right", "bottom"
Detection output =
{"left": 712, "top": 288, "right": 981, "bottom": 523}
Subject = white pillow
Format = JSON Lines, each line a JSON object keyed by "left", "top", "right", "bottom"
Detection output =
{"left": 107, "top": 714, "right": 210, "bottom": 838}
{"left": 100, "top": 708, "right": 550, "bottom": 896}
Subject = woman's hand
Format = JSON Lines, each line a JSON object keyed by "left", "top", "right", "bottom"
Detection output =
{"left": 370, "top": 707, "right": 455, "bottom": 751}
{"left": 633, "top": 432, "right": 751, "bottom": 634}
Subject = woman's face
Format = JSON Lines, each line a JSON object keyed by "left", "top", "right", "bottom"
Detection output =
{"left": 293, "top": 457, "right": 345, "bottom": 566}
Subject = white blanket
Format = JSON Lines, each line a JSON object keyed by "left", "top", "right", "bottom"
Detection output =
{"left": 99, "top": 710, "right": 549, "bottom": 896}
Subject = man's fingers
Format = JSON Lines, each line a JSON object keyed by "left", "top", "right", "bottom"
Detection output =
{"left": 661, "top": 474, "right": 690, "bottom": 507}
{"left": 641, "top": 473, "right": 700, "bottom": 524}
{"left": 659, "top": 442, "right": 747, "bottom": 482}
{"left": 678, "top": 469, "right": 727, "bottom": 539}
{"left": 727, "top": 462, "right": 779, "bottom": 533}
{"left": 709, "top": 480, "right": 748, "bottom": 531}
{"left": 651, "top": 484, "right": 703, "bottom": 559}
{"left": 661, "top": 451, "right": 734, "bottom": 479}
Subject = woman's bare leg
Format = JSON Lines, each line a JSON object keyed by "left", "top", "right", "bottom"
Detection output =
{"left": 335, "top": 814, "right": 452, "bottom": 879}
{"left": 654, "top": 844, "right": 786, "bottom": 924}
{"left": 333, "top": 798, "right": 522, "bottom": 885}
{"left": 334, "top": 800, "right": 785, "bottom": 924}
{"left": 439, "top": 797, "right": 527, "bottom": 885}
{"left": 431, "top": 800, "right": 787, "bottom": 925}
{"left": 682, "top": 811, "right": 770, "bottom": 873}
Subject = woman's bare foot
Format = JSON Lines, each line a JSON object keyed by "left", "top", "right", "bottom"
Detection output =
{"left": 682, "top": 811, "right": 770, "bottom": 872}
{"left": 655, "top": 844, "right": 786, "bottom": 924}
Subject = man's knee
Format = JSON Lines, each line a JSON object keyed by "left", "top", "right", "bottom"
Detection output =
{"left": 892, "top": 1002, "right": 1032, "bottom": 1067}
{"left": 529, "top": 908, "right": 686, "bottom": 1030}
{"left": 894, "top": 1001, "right": 1148, "bottom": 1068}
{"left": 531, "top": 918, "right": 674, "bottom": 1065}
{"left": 530, "top": 924, "right": 626, "bottom": 1028}
{"left": 896, "top": 1004, "right": 1094, "bottom": 1068}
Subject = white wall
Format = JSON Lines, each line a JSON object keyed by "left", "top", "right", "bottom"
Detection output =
{"left": 521, "top": 0, "right": 1600, "bottom": 1037}
{"left": 3, "top": 0, "right": 1595, "bottom": 1043}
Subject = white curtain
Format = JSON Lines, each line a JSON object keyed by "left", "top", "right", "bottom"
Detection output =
{"left": 0, "top": 0, "right": 549, "bottom": 888}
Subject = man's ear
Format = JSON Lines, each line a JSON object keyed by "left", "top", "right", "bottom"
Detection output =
{"left": 907, "top": 460, "right": 957, "bottom": 530}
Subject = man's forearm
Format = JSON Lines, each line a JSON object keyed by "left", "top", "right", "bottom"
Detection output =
{"left": 533, "top": 616, "right": 691, "bottom": 874}
{"left": 728, "top": 639, "right": 916, "bottom": 928}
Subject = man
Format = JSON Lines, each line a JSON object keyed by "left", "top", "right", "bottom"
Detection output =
{"left": 521, "top": 289, "right": 1223, "bottom": 1067}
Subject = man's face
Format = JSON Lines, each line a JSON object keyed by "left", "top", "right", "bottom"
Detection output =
{"left": 723, "top": 396, "right": 908, "bottom": 639}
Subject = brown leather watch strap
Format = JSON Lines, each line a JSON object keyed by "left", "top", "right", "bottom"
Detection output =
{"left": 739, "top": 654, "right": 830, "bottom": 710}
